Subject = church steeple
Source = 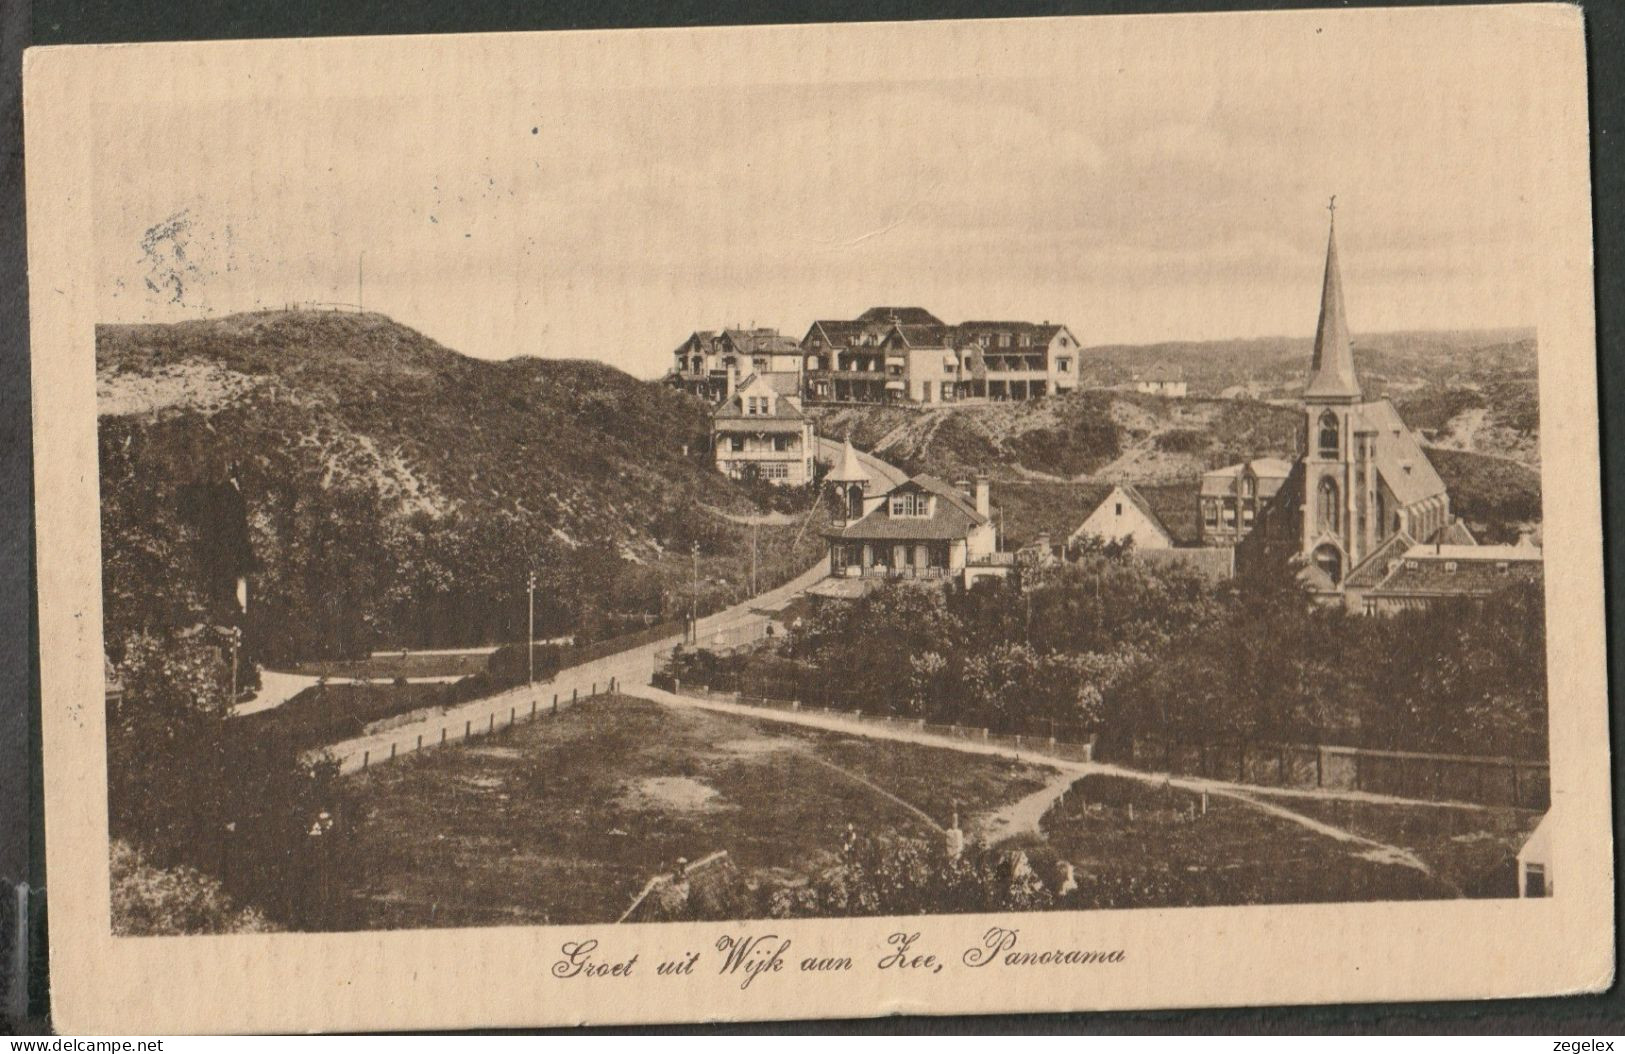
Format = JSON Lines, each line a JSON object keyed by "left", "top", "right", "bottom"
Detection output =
{"left": 1303, "top": 199, "right": 1362, "bottom": 402}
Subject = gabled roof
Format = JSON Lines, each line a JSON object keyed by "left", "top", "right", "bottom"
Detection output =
{"left": 1200, "top": 458, "right": 1294, "bottom": 496}
{"left": 723, "top": 328, "right": 801, "bottom": 356}
{"left": 1366, "top": 550, "right": 1543, "bottom": 597}
{"left": 1428, "top": 520, "right": 1478, "bottom": 547}
{"left": 1137, "top": 363, "right": 1185, "bottom": 382}
{"left": 672, "top": 330, "right": 718, "bottom": 358}
{"left": 712, "top": 374, "right": 806, "bottom": 421}
{"left": 825, "top": 473, "right": 987, "bottom": 541}
{"left": 1077, "top": 483, "right": 1173, "bottom": 545}
{"left": 855, "top": 306, "right": 944, "bottom": 326}
{"left": 806, "top": 319, "right": 891, "bottom": 347}
{"left": 887, "top": 323, "right": 962, "bottom": 349}
{"left": 958, "top": 321, "right": 1068, "bottom": 343}
{"left": 1343, "top": 529, "right": 1418, "bottom": 589}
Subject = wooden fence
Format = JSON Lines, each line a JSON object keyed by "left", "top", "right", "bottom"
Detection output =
{"left": 345, "top": 678, "right": 620, "bottom": 775}
{"left": 1120, "top": 735, "right": 1549, "bottom": 809}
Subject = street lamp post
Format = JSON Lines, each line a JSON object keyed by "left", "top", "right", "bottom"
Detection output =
{"left": 228, "top": 626, "right": 241, "bottom": 706}
{"left": 527, "top": 571, "right": 537, "bottom": 687}
{"left": 691, "top": 541, "right": 700, "bottom": 644}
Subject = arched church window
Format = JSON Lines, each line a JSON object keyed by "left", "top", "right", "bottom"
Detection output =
{"left": 1318, "top": 412, "right": 1340, "bottom": 459}
{"left": 1312, "top": 544, "right": 1342, "bottom": 585}
{"left": 1317, "top": 476, "right": 1340, "bottom": 534}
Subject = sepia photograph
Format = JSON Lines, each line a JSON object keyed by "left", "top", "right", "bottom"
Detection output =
{"left": 24, "top": 3, "right": 1609, "bottom": 1032}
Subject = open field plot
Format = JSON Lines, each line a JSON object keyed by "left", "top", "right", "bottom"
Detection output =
{"left": 1034, "top": 775, "right": 1461, "bottom": 908}
{"left": 1243, "top": 791, "right": 1540, "bottom": 897}
{"left": 341, "top": 695, "right": 1054, "bottom": 928}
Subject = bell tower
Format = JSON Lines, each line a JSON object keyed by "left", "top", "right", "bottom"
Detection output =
{"left": 1300, "top": 199, "right": 1365, "bottom": 586}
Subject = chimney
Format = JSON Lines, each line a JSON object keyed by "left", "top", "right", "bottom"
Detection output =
{"left": 725, "top": 365, "right": 737, "bottom": 398}
{"left": 974, "top": 474, "right": 990, "bottom": 519}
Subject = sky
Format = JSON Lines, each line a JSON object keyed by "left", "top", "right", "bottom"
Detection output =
{"left": 88, "top": 7, "right": 1578, "bottom": 378}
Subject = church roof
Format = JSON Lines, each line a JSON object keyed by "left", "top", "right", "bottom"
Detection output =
{"left": 1303, "top": 213, "right": 1363, "bottom": 401}
{"left": 1348, "top": 399, "right": 1448, "bottom": 506}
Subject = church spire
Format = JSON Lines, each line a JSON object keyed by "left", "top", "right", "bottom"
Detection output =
{"left": 1303, "top": 199, "right": 1362, "bottom": 401}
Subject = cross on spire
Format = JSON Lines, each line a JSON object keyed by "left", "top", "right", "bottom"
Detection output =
{"left": 1326, "top": 194, "right": 1338, "bottom": 226}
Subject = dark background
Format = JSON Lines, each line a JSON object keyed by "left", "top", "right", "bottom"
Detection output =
{"left": 2, "top": 0, "right": 1619, "bottom": 1035}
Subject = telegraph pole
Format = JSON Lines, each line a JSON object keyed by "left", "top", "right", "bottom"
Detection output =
{"left": 751, "top": 522, "right": 759, "bottom": 596}
{"left": 527, "top": 571, "right": 537, "bottom": 687}
{"left": 691, "top": 541, "right": 700, "bottom": 644}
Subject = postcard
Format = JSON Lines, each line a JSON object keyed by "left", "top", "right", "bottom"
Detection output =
{"left": 24, "top": 3, "right": 1611, "bottom": 1033}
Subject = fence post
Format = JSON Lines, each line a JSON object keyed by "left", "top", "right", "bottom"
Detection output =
{"left": 390, "top": 743, "right": 396, "bottom": 760}
{"left": 531, "top": 699, "right": 537, "bottom": 719}
{"left": 489, "top": 714, "right": 495, "bottom": 734}
{"left": 592, "top": 682, "right": 597, "bottom": 696}
{"left": 553, "top": 693, "right": 559, "bottom": 713}
{"left": 573, "top": 688, "right": 578, "bottom": 703}
{"left": 441, "top": 727, "right": 447, "bottom": 745}
{"left": 465, "top": 720, "right": 471, "bottom": 739}
{"left": 417, "top": 734, "right": 422, "bottom": 751}
{"left": 982, "top": 728, "right": 989, "bottom": 741}
{"left": 362, "top": 751, "right": 369, "bottom": 770}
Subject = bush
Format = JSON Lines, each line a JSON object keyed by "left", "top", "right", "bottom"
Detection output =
{"left": 110, "top": 840, "right": 275, "bottom": 936}
{"left": 1154, "top": 428, "right": 1208, "bottom": 454}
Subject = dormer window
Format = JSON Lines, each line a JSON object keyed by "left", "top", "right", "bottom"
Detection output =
{"left": 889, "top": 492, "right": 931, "bottom": 518}
{"left": 1444, "top": 561, "right": 1458, "bottom": 573}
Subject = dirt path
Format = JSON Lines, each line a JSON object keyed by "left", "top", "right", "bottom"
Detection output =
{"left": 801, "top": 754, "right": 944, "bottom": 833}
{"left": 1208, "top": 787, "right": 1451, "bottom": 888}
{"left": 701, "top": 504, "right": 799, "bottom": 526}
{"left": 1090, "top": 436, "right": 1155, "bottom": 481}
{"left": 973, "top": 769, "right": 1077, "bottom": 842}
{"left": 640, "top": 687, "right": 1478, "bottom": 893}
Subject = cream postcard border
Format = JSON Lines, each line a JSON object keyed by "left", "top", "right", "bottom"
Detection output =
{"left": 24, "top": 5, "right": 1614, "bottom": 1034}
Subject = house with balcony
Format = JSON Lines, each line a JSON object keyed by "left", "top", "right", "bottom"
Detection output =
{"left": 711, "top": 372, "right": 816, "bottom": 485}
{"left": 800, "top": 316, "right": 904, "bottom": 404}
{"left": 955, "top": 321, "right": 1082, "bottom": 400}
{"left": 671, "top": 327, "right": 802, "bottom": 400}
{"left": 801, "top": 308, "right": 1080, "bottom": 404}
{"left": 823, "top": 469, "right": 1006, "bottom": 587}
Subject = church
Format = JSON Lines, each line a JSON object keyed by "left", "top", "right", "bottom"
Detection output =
{"left": 1243, "top": 208, "right": 1467, "bottom": 602}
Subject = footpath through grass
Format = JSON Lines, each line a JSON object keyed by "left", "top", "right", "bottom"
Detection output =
{"left": 1242, "top": 791, "right": 1541, "bottom": 897}
{"left": 1035, "top": 775, "right": 1463, "bottom": 909}
{"left": 340, "top": 694, "right": 1053, "bottom": 928}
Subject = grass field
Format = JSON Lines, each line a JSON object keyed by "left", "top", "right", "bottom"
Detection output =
{"left": 1243, "top": 792, "right": 1540, "bottom": 898}
{"left": 1033, "top": 775, "right": 1465, "bottom": 908}
{"left": 340, "top": 695, "right": 1054, "bottom": 928}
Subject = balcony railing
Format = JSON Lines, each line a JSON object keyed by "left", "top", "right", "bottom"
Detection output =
{"left": 836, "top": 564, "right": 952, "bottom": 580}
